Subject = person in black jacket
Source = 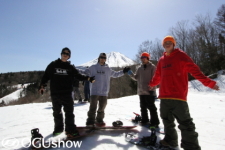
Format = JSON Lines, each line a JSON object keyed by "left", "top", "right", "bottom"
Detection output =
{"left": 38, "top": 47, "right": 95, "bottom": 138}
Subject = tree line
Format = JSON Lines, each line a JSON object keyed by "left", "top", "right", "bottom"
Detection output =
{"left": 135, "top": 4, "right": 225, "bottom": 77}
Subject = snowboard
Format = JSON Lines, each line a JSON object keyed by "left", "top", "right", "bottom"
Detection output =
{"left": 125, "top": 132, "right": 177, "bottom": 150}
{"left": 76, "top": 125, "right": 137, "bottom": 130}
{"left": 30, "top": 128, "right": 94, "bottom": 150}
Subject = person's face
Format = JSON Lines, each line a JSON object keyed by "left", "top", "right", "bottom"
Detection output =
{"left": 140, "top": 56, "right": 149, "bottom": 64}
{"left": 99, "top": 56, "right": 106, "bottom": 64}
{"left": 61, "top": 50, "right": 70, "bottom": 61}
{"left": 163, "top": 41, "right": 174, "bottom": 52}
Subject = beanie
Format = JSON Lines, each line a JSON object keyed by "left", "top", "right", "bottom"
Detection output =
{"left": 98, "top": 53, "right": 107, "bottom": 62}
{"left": 141, "top": 52, "right": 150, "bottom": 60}
{"left": 162, "top": 36, "right": 176, "bottom": 46}
{"left": 61, "top": 47, "right": 71, "bottom": 58}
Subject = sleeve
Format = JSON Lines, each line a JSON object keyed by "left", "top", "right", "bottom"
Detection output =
{"left": 149, "top": 60, "right": 161, "bottom": 87}
{"left": 110, "top": 68, "right": 124, "bottom": 78}
{"left": 182, "top": 53, "right": 216, "bottom": 88}
{"left": 130, "top": 68, "right": 139, "bottom": 81}
{"left": 39, "top": 62, "right": 52, "bottom": 88}
{"left": 72, "top": 66, "right": 89, "bottom": 81}
{"left": 77, "top": 67, "right": 91, "bottom": 76}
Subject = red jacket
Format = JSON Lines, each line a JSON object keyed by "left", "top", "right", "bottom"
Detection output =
{"left": 149, "top": 48, "right": 216, "bottom": 101}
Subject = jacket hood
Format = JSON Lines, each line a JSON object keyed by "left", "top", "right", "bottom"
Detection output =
{"left": 163, "top": 48, "right": 181, "bottom": 57}
{"left": 56, "top": 58, "right": 71, "bottom": 64}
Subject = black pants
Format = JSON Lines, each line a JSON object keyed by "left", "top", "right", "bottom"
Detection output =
{"left": 51, "top": 94, "right": 75, "bottom": 133}
{"left": 139, "top": 95, "right": 160, "bottom": 125}
{"left": 160, "top": 99, "right": 201, "bottom": 150}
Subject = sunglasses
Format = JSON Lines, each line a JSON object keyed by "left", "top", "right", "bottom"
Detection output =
{"left": 141, "top": 56, "right": 148, "bottom": 59}
{"left": 100, "top": 57, "right": 106, "bottom": 59}
{"left": 61, "top": 52, "right": 70, "bottom": 56}
{"left": 164, "top": 41, "right": 173, "bottom": 45}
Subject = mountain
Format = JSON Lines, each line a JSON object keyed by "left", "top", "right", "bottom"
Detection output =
{"left": 79, "top": 52, "right": 136, "bottom": 68}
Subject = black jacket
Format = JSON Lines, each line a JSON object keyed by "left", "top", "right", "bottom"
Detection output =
{"left": 40, "top": 58, "right": 88, "bottom": 95}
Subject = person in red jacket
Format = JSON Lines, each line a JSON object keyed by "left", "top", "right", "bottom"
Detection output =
{"left": 149, "top": 36, "right": 219, "bottom": 150}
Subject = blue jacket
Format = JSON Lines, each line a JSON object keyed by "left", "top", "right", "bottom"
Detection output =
{"left": 82, "top": 63, "right": 124, "bottom": 96}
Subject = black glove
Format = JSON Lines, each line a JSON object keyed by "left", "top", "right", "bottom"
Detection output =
{"left": 88, "top": 76, "right": 95, "bottom": 83}
{"left": 123, "top": 67, "right": 131, "bottom": 74}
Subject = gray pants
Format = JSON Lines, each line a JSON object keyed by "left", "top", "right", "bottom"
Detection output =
{"left": 73, "top": 87, "right": 82, "bottom": 100}
{"left": 160, "top": 99, "right": 201, "bottom": 150}
{"left": 86, "top": 95, "right": 107, "bottom": 124}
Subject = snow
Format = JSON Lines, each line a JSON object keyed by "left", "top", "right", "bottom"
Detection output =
{"left": 0, "top": 75, "right": 225, "bottom": 150}
{"left": 0, "top": 84, "right": 29, "bottom": 104}
{"left": 79, "top": 52, "right": 136, "bottom": 68}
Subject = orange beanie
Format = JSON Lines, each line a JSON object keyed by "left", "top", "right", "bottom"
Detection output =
{"left": 141, "top": 52, "right": 150, "bottom": 60}
{"left": 162, "top": 36, "right": 176, "bottom": 46}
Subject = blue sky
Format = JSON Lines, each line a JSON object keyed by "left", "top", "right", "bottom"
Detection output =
{"left": 0, "top": 0, "right": 224, "bottom": 73}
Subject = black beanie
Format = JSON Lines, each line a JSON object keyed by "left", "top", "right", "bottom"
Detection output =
{"left": 61, "top": 47, "right": 71, "bottom": 58}
{"left": 98, "top": 53, "right": 106, "bottom": 62}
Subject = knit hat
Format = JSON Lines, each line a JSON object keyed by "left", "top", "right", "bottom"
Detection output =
{"left": 141, "top": 52, "right": 150, "bottom": 60}
{"left": 98, "top": 53, "right": 107, "bottom": 62}
{"left": 162, "top": 36, "right": 176, "bottom": 46}
{"left": 61, "top": 47, "right": 71, "bottom": 58}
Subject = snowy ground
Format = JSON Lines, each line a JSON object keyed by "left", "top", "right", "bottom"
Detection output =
{"left": 0, "top": 88, "right": 225, "bottom": 150}
{"left": 0, "top": 84, "right": 29, "bottom": 104}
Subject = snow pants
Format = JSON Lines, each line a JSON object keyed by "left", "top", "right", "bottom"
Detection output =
{"left": 160, "top": 99, "right": 201, "bottom": 150}
{"left": 86, "top": 95, "right": 107, "bottom": 124}
{"left": 84, "top": 85, "right": 90, "bottom": 100}
{"left": 139, "top": 95, "right": 160, "bottom": 126}
{"left": 51, "top": 94, "right": 76, "bottom": 133}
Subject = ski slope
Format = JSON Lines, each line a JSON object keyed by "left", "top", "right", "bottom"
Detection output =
{"left": 0, "top": 88, "right": 225, "bottom": 150}
{"left": 0, "top": 73, "right": 225, "bottom": 150}
{"left": 0, "top": 84, "right": 29, "bottom": 104}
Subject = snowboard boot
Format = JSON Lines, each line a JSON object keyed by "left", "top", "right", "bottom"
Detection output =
{"left": 95, "top": 121, "right": 106, "bottom": 127}
{"left": 66, "top": 129, "right": 80, "bottom": 139}
{"left": 86, "top": 121, "right": 95, "bottom": 127}
{"left": 53, "top": 127, "right": 64, "bottom": 136}
{"left": 159, "top": 140, "right": 178, "bottom": 149}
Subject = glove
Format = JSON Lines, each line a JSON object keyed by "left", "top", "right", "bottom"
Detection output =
{"left": 127, "top": 70, "right": 133, "bottom": 75}
{"left": 88, "top": 76, "right": 95, "bottom": 83}
{"left": 123, "top": 67, "right": 131, "bottom": 74}
{"left": 38, "top": 84, "right": 46, "bottom": 95}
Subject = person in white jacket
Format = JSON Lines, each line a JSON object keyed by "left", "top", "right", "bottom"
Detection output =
{"left": 82, "top": 53, "right": 130, "bottom": 127}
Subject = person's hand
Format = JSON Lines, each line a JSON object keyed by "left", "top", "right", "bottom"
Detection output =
{"left": 212, "top": 84, "right": 219, "bottom": 91}
{"left": 89, "top": 76, "right": 95, "bottom": 83}
{"left": 123, "top": 67, "right": 131, "bottom": 74}
{"left": 38, "top": 86, "right": 45, "bottom": 95}
{"left": 148, "top": 85, "right": 154, "bottom": 91}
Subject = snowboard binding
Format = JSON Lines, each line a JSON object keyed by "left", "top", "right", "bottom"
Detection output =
{"left": 140, "top": 129, "right": 157, "bottom": 146}
{"left": 31, "top": 128, "right": 43, "bottom": 144}
{"left": 132, "top": 112, "right": 142, "bottom": 123}
{"left": 112, "top": 120, "right": 123, "bottom": 127}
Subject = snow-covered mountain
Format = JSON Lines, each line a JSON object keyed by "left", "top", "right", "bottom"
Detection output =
{"left": 79, "top": 52, "right": 136, "bottom": 68}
